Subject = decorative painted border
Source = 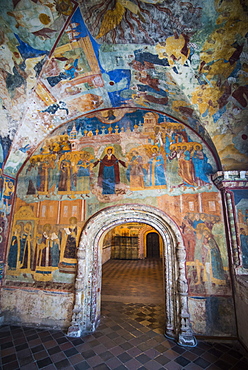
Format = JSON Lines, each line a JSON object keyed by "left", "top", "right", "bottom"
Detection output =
{"left": 212, "top": 171, "right": 248, "bottom": 190}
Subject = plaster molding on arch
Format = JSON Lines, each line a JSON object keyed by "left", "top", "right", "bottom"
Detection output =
{"left": 67, "top": 204, "right": 197, "bottom": 347}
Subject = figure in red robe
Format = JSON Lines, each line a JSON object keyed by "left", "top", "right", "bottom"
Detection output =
{"left": 94, "top": 147, "right": 126, "bottom": 194}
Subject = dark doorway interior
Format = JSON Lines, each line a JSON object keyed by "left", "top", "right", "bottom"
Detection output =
{"left": 146, "top": 232, "right": 160, "bottom": 258}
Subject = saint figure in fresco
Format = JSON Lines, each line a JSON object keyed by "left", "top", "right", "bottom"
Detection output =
{"left": 202, "top": 230, "right": 226, "bottom": 285}
{"left": 147, "top": 146, "right": 166, "bottom": 187}
{"left": 93, "top": 147, "right": 126, "bottom": 194}
{"left": 26, "top": 158, "right": 37, "bottom": 195}
{"left": 126, "top": 150, "right": 147, "bottom": 190}
{"left": 162, "top": 127, "right": 171, "bottom": 157}
{"left": 166, "top": 145, "right": 182, "bottom": 188}
{"left": 153, "top": 126, "right": 163, "bottom": 148}
{"left": 76, "top": 152, "right": 93, "bottom": 192}
{"left": 240, "top": 228, "right": 248, "bottom": 268}
{"left": 36, "top": 224, "right": 60, "bottom": 268}
{"left": 181, "top": 217, "right": 196, "bottom": 262}
{"left": 178, "top": 144, "right": 195, "bottom": 187}
{"left": 37, "top": 159, "right": 50, "bottom": 193}
{"left": 3, "top": 179, "right": 15, "bottom": 211}
{"left": 192, "top": 213, "right": 205, "bottom": 230}
{"left": 19, "top": 222, "right": 33, "bottom": 270}
{"left": 192, "top": 144, "right": 212, "bottom": 186}
{"left": 8, "top": 223, "right": 22, "bottom": 270}
{"left": 60, "top": 217, "right": 79, "bottom": 261}
{"left": 58, "top": 158, "right": 71, "bottom": 191}
{"left": 194, "top": 223, "right": 208, "bottom": 285}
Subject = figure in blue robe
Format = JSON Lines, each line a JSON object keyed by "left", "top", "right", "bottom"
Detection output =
{"left": 192, "top": 214, "right": 204, "bottom": 230}
{"left": 76, "top": 153, "right": 93, "bottom": 192}
{"left": 148, "top": 147, "right": 166, "bottom": 187}
{"left": 192, "top": 145, "right": 212, "bottom": 185}
{"left": 202, "top": 231, "right": 226, "bottom": 284}
{"left": 8, "top": 224, "right": 22, "bottom": 270}
{"left": 164, "top": 135, "right": 171, "bottom": 156}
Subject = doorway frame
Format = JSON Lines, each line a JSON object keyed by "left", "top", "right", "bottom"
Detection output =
{"left": 146, "top": 231, "right": 161, "bottom": 258}
{"left": 67, "top": 204, "right": 197, "bottom": 347}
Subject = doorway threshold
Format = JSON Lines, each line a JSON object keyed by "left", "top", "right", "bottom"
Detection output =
{"left": 101, "top": 294, "right": 164, "bottom": 304}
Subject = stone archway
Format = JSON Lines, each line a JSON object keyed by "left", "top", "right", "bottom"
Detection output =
{"left": 67, "top": 204, "right": 197, "bottom": 347}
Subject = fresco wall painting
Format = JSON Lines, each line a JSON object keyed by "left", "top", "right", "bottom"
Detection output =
{"left": 3, "top": 108, "right": 235, "bottom": 337}
{"left": 6, "top": 1, "right": 247, "bottom": 180}
{"left": 233, "top": 189, "right": 248, "bottom": 271}
{"left": 0, "top": 175, "right": 16, "bottom": 285}
{"left": 0, "top": 0, "right": 246, "bottom": 340}
{"left": 1, "top": 0, "right": 247, "bottom": 182}
{"left": 6, "top": 197, "right": 85, "bottom": 282}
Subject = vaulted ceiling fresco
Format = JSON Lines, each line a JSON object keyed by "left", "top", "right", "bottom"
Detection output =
{"left": 1, "top": 1, "right": 248, "bottom": 342}
{"left": 0, "top": 0, "right": 248, "bottom": 178}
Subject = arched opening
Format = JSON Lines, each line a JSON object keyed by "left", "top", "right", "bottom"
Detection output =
{"left": 102, "top": 266, "right": 165, "bottom": 332}
{"left": 101, "top": 222, "right": 162, "bottom": 261}
{"left": 101, "top": 222, "right": 165, "bottom": 333}
{"left": 105, "top": 222, "right": 142, "bottom": 261}
{"left": 68, "top": 204, "right": 197, "bottom": 347}
{"left": 146, "top": 232, "right": 160, "bottom": 259}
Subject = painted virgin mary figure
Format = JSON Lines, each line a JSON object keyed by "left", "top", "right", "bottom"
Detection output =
{"left": 93, "top": 147, "right": 126, "bottom": 194}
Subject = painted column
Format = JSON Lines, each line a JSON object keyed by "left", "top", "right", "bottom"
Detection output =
{"left": 212, "top": 170, "right": 248, "bottom": 349}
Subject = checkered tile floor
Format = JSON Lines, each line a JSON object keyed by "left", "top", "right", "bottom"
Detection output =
{"left": 101, "top": 259, "right": 164, "bottom": 304}
{"left": 1, "top": 259, "right": 248, "bottom": 369}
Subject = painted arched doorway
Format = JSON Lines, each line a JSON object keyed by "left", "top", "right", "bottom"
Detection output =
{"left": 67, "top": 204, "right": 197, "bottom": 347}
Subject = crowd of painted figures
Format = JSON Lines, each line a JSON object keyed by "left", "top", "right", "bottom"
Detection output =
{"left": 182, "top": 212, "right": 227, "bottom": 287}
{"left": 5, "top": 120, "right": 225, "bottom": 283}
{"left": 21, "top": 124, "right": 213, "bottom": 198}
{"left": 7, "top": 216, "right": 80, "bottom": 278}
{"left": 6, "top": 209, "right": 229, "bottom": 287}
